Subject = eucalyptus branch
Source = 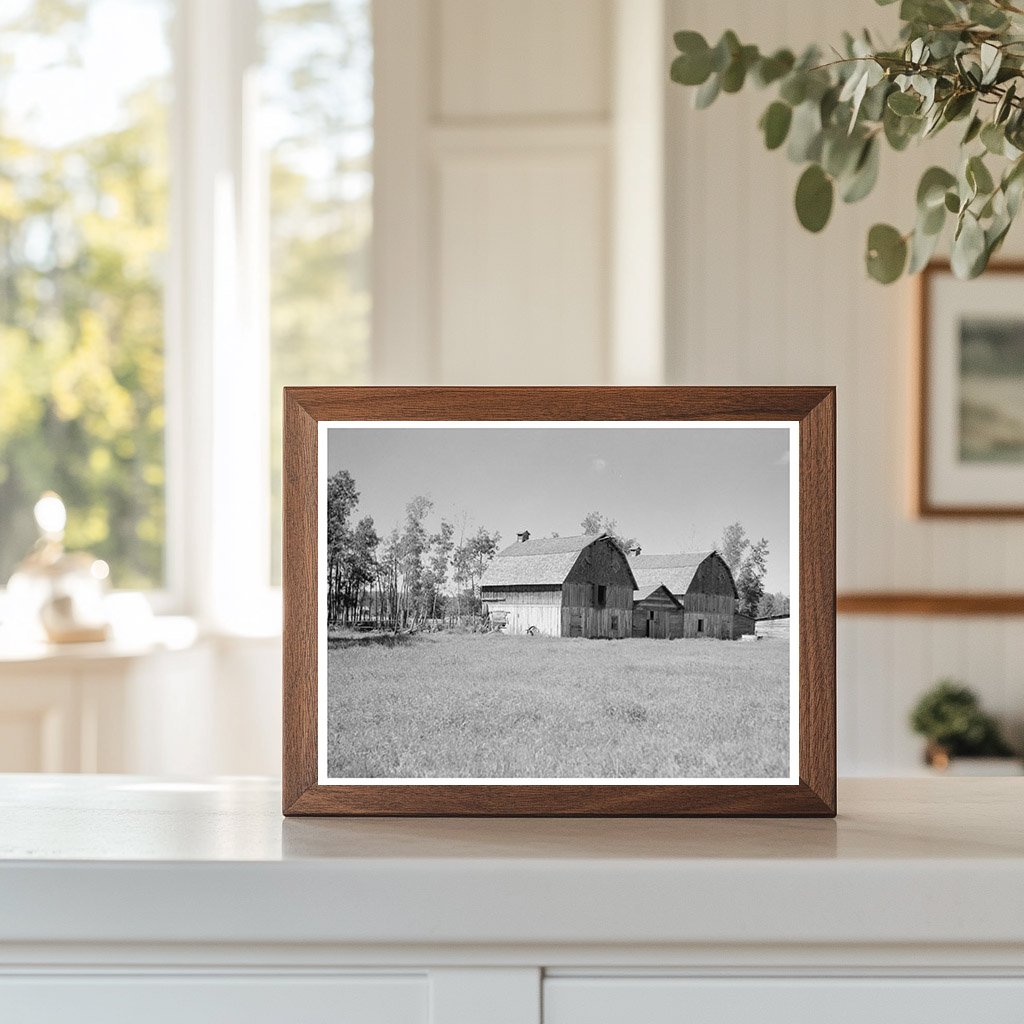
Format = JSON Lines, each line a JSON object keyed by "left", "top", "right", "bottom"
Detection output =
{"left": 670, "top": 0, "right": 1024, "bottom": 283}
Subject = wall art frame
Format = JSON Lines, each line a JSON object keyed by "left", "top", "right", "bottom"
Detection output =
{"left": 282, "top": 387, "right": 835, "bottom": 817}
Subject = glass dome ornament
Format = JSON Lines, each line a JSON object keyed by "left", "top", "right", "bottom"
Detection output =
{"left": 5, "top": 493, "right": 111, "bottom": 644}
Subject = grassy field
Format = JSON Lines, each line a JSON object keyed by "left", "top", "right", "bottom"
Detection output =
{"left": 327, "top": 632, "right": 790, "bottom": 780}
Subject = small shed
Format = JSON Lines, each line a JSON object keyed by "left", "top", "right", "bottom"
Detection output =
{"left": 480, "top": 533, "right": 637, "bottom": 638}
{"left": 629, "top": 550, "right": 740, "bottom": 639}
{"left": 733, "top": 611, "right": 756, "bottom": 638}
{"left": 632, "top": 584, "right": 683, "bottom": 639}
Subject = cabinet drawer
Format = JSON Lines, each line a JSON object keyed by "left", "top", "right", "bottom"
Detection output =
{"left": 0, "top": 974, "right": 428, "bottom": 1024}
{"left": 544, "top": 977, "right": 1024, "bottom": 1024}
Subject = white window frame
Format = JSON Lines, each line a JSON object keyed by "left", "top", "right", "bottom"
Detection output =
{"left": 165, "top": 0, "right": 277, "bottom": 633}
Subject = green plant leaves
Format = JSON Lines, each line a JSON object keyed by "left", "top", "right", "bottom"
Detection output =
{"left": 952, "top": 211, "right": 987, "bottom": 278}
{"left": 668, "top": 11, "right": 1024, "bottom": 284}
{"left": 759, "top": 102, "right": 792, "bottom": 150}
{"left": 866, "top": 224, "right": 908, "bottom": 283}
{"left": 671, "top": 31, "right": 713, "bottom": 85}
{"left": 917, "top": 166, "right": 957, "bottom": 210}
{"left": 842, "top": 137, "right": 880, "bottom": 203}
{"left": 795, "top": 164, "right": 834, "bottom": 232}
{"left": 888, "top": 90, "right": 921, "bottom": 115}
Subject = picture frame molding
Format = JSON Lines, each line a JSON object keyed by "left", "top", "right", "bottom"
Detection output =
{"left": 282, "top": 386, "right": 836, "bottom": 817}
{"left": 916, "top": 260, "right": 1024, "bottom": 518}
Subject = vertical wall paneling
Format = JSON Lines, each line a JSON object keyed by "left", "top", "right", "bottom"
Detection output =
{"left": 665, "top": 0, "right": 1024, "bottom": 774}
{"left": 375, "top": 0, "right": 621, "bottom": 385}
{"left": 610, "top": 0, "right": 665, "bottom": 384}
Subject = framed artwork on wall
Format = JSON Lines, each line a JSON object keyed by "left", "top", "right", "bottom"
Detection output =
{"left": 918, "top": 261, "right": 1024, "bottom": 517}
{"left": 282, "top": 387, "right": 836, "bottom": 817}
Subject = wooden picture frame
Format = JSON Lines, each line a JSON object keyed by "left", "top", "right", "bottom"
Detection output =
{"left": 283, "top": 387, "right": 836, "bottom": 817}
{"left": 917, "top": 260, "right": 1024, "bottom": 517}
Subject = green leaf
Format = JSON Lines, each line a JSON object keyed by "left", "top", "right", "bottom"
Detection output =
{"left": 962, "top": 115, "right": 983, "bottom": 145}
{"left": 967, "top": 154, "right": 995, "bottom": 196}
{"left": 671, "top": 32, "right": 712, "bottom": 86}
{"left": 942, "top": 92, "right": 974, "bottom": 123}
{"left": 917, "top": 166, "right": 957, "bottom": 210}
{"left": 888, "top": 91, "right": 921, "bottom": 116}
{"left": 970, "top": 2, "right": 1009, "bottom": 29}
{"left": 884, "top": 106, "right": 922, "bottom": 150}
{"left": 795, "top": 164, "right": 834, "bottom": 232}
{"left": 710, "top": 31, "right": 740, "bottom": 73}
{"left": 760, "top": 101, "right": 792, "bottom": 150}
{"left": 787, "top": 101, "right": 823, "bottom": 162}
{"left": 951, "top": 212, "right": 987, "bottom": 278}
{"left": 944, "top": 190, "right": 961, "bottom": 213}
{"left": 753, "top": 49, "right": 795, "bottom": 87}
{"left": 908, "top": 221, "right": 943, "bottom": 273}
{"left": 694, "top": 73, "right": 721, "bottom": 109}
{"left": 996, "top": 83, "right": 1017, "bottom": 125}
{"left": 822, "top": 128, "right": 863, "bottom": 178}
{"left": 981, "top": 122, "right": 1005, "bottom": 155}
{"left": 779, "top": 74, "right": 807, "bottom": 106}
{"left": 866, "top": 223, "right": 908, "bottom": 283}
{"left": 842, "top": 137, "right": 880, "bottom": 203}
{"left": 721, "top": 44, "right": 759, "bottom": 93}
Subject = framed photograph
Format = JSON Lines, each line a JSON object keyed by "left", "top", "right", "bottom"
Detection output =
{"left": 918, "top": 261, "right": 1024, "bottom": 516}
{"left": 283, "top": 387, "right": 835, "bottom": 816}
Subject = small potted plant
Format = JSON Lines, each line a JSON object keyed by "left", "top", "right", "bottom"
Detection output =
{"left": 909, "top": 680, "right": 1019, "bottom": 773}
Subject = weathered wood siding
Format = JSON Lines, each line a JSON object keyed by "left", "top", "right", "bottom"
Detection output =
{"left": 632, "top": 586, "right": 684, "bottom": 639}
{"left": 482, "top": 585, "right": 562, "bottom": 637}
{"left": 734, "top": 612, "right": 756, "bottom": 638}
{"left": 560, "top": 537, "right": 634, "bottom": 638}
{"left": 681, "top": 553, "right": 739, "bottom": 639}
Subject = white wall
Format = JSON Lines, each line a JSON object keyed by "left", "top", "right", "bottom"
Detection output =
{"left": 664, "top": 0, "right": 1024, "bottom": 772}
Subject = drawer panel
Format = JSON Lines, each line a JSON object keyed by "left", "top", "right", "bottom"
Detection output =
{"left": 0, "top": 974, "right": 427, "bottom": 1024}
{"left": 544, "top": 977, "right": 1024, "bottom": 1024}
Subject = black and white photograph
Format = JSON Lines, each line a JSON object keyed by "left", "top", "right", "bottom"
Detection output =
{"left": 318, "top": 422, "right": 798, "bottom": 784}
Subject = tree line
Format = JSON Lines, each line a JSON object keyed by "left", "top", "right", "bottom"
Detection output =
{"left": 326, "top": 470, "right": 500, "bottom": 629}
{"left": 326, "top": 475, "right": 789, "bottom": 631}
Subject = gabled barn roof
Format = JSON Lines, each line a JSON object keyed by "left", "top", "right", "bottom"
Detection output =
{"left": 480, "top": 533, "right": 614, "bottom": 587}
{"left": 633, "top": 583, "right": 683, "bottom": 608}
{"left": 629, "top": 550, "right": 737, "bottom": 598}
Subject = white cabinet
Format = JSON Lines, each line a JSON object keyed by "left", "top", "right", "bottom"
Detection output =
{"left": 544, "top": 977, "right": 1024, "bottom": 1024}
{"left": 1, "top": 975, "right": 428, "bottom": 1024}
{"left": 2, "top": 778, "right": 1023, "bottom": 1024}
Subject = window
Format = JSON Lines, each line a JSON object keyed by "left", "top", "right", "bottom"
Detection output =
{"left": 0, "top": 0, "right": 172, "bottom": 589}
{"left": 610, "top": 613, "right": 618, "bottom": 632}
{"left": 697, "top": 618, "right": 704, "bottom": 633}
{"left": 262, "top": 0, "right": 372, "bottom": 581}
{"left": 596, "top": 584, "right": 607, "bottom": 607}
{"left": 0, "top": 0, "right": 374, "bottom": 621}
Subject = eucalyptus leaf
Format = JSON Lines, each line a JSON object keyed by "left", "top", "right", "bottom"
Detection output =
{"left": 760, "top": 101, "right": 793, "bottom": 150}
{"left": 842, "top": 137, "right": 880, "bottom": 203}
{"left": 951, "top": 211, "right": 987, "bottom": 278}
{"left": 888, "top": 90, "right": 921, "bottom": 115}
{"left": 787, "top": 101, "right": 823, "bottom": 162}
{"left": 967, "top": 154, "right": 995, "bottom": 195}
{"left": 917, "top": 166, "right": 957, "bottom": 210}
{"left": 754, "top": 49, "right": 795, "bottom": 87}
{"left": 694, "top": 73, "right": 721, "bottom": 109}
{"left": 866, "top": 223, "right": 908, "bottom": 283}
{"left": 981, "top": 122, "right": 1006, "bottom": 155}
{"left": 795, "top": 164, "right": 834, "bottom": 232}
{"left": 908, "top": 221, "right": 942, "bottom": 273}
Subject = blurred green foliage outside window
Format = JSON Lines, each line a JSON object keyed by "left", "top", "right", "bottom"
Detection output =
{"left": 0, "top": 0, "right": 171, "bottom": 588}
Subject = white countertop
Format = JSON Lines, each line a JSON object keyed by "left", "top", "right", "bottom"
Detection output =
{"left": 2, "top": 775, "right": 1023, "bottom": 952}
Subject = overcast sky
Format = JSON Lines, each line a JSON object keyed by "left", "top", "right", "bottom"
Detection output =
{"left": 327, "top": 425, "right": 793, "bottom": 593}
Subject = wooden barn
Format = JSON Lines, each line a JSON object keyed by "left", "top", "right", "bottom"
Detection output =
{"left": 629, "top": 550, "right": 740, "bottom": 639}
{"left": 480, "top": 533, "right": 636, "bottom": 638}
{"left": 631, "top": 584, "right": 683, "bottom": 639}
{"left": 733, "top": 611, "right": 757, "bottom": 638}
